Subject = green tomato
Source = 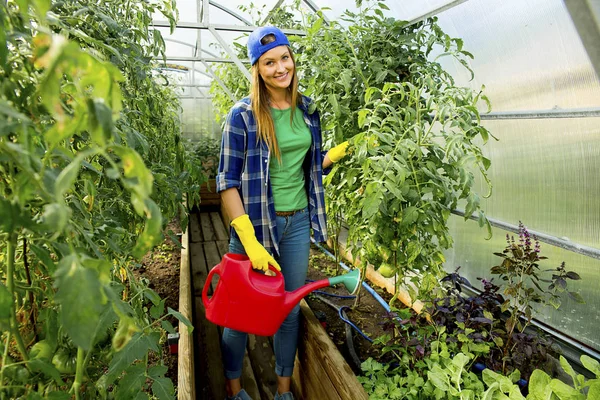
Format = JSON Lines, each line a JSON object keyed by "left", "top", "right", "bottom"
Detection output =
{"left": 30, "top": 339, "right": 54, "bottom": 360}
{"left": 378, "top": 263, "right": 396, "bottom": 278}
{"left": 52, "top": 349, "right": 77, "bottom": 374}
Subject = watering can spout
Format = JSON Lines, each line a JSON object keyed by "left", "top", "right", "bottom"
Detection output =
{"left": 283, "top": 268, "right": 362, "bottom": 312}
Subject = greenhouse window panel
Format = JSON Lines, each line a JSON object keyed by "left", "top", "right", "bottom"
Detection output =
{"left": 444, "top": 217, "right": 600, "bottom": 353}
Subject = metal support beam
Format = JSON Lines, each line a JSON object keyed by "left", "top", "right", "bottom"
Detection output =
{"left": 153, "top": 21, "right": 305, "bottom": 35}
{"left": 480, "top": 107, "right": 600, "bottom": 120}
{"left": 174, "top": 84, "right": 212, "bottom": 88}
{"left": 202, "top": 0, "right": 209, "bottom": 25}
{"left": 163, "top": 38, "right": 220, "bottom": 59}
{"left": 261, "top": 0, "right": 285, "bottom": 25}
{"left": 208, "top": 27, "right": 252, "bottom": 81}
{"left": 201, "top": 60, "right": 235, "bottom": 102}
{"left": 192, "top": 68, "right": 213, "bottom": 79}
{"left": 564, "top": 0, "right": 600, "bottom": 80}
{"left": 407, "top": 0, "right": 469, "bottom": 27}
{"left": 167, "top": 56, "right": 247, "bottom": 63}
{"left": 210, "top": 0, "right": 252, "bottom": 25}
{"left": 179, "top": 95, "right": 213, "bottom": 99}
{"left": 452, "top": 209, "right": 600, "bottom": 261}
{"left": 302, "top": 0, "right": 330, "bottom": 24}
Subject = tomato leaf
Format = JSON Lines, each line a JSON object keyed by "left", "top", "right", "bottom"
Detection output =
{"left": 54, "top": 255, "right": 107, "bottom": 351}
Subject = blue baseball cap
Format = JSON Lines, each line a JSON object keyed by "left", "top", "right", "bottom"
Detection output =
{"left": 247, "top": 26, "right": 290, "bottom": 65}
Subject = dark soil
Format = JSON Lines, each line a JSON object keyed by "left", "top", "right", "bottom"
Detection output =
{"left": 134, "top": 219, "right": 183, "bottom": 387}
{"left": 305, "top": 244, "right": 396, "bottom": 375}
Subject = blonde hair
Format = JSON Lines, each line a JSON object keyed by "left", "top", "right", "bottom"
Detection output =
{"left": 250, "top": 45, "right": 300, "bottom": 162}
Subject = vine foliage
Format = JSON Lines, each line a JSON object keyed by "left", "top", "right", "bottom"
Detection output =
{"left": 0, "top": 0, "right": 203, "bottom": 398}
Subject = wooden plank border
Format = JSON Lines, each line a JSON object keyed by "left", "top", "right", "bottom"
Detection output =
{"left": 178, "top": 224, "right": 196, "bottom": 399}
{"left": 292, "top": 300, "right": 369, "bottom": 400}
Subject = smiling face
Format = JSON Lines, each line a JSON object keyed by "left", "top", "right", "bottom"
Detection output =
{"left": 256, "top": 45, "right": 295, "bottom": 94}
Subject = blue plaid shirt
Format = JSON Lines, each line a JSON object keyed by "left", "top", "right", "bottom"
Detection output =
{"left": 216, "top": 95, "right": 328, "bottom": 256}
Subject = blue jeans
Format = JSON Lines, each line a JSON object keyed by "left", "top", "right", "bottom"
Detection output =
{"left": 221, "top": 207, "right": 310, "bottom": 379}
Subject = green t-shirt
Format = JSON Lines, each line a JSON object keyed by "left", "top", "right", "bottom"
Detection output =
{"left": 270, "top": 106, "right": 312, "bottom": 212}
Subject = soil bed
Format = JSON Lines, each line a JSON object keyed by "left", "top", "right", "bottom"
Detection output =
{"left": 134, "top": 219, "right": 183, "bottom": 386}
{"left": 305, "top": 244, "right": 396, "bottom": 375}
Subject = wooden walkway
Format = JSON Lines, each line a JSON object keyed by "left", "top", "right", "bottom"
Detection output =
{"left": 188, "top": 205, "right": 369, "bottom": 400}
{"left": 190, "top": 206, "right": 279, "bottom": 400}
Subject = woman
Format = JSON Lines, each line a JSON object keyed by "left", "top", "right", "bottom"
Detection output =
{"left": 216, "top": 26, "right": 348, "bottom": 400}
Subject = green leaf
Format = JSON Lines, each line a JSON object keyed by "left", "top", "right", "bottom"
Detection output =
{"left": 87, "top": 98, "right": 114, "bottom": 146}
{"left": 0, "top": 197, "right": 35, "bottom": 233}
{"left": 55, "top": 152, "right": 85, "bottom": 199}
{"left": 47, "top": 393, "right": 71, "bottom": 400}
{"left": 450, "top": 353, "right": 469, "bottom": 385}
{"left": 587, "top": 382, "right": 600, "bottom": 399}
{"left": 567, "top": 291, "right": 585, "bottom": 303}
{"left": 132, "top": 199, "right": 163, "bottom": 259}
{"left": 100, "top": 332, "right": 161, "bottom": 386}
{"left": 54, "top": 255, "right": 107, "bottom": 351}
{"left": 144, "top": 288, "right": 162, "bottom": 306}
{"left": 160, "top": 320, "right": 175, "bottom": 334}
{"left": 30, "top": 244, "right": 57, "bottom": 274}
{"left": 427, "top": 368, "right": 450, "bottom": 391}
{"left": 464, "top": 192, "right": 480, "bottom": 219}
{"left": 151, "top": 376, "right": 175, "bottom": 400}
{"left": 580, "top": 355, "right": 600, "bottom": 377}
{"left": 115, "top": 365, "right": 146, "bottom": 400}
{"left": 362, "top": 182, "right": 382, "bottom": 219}
{"left": 358, "top": 109, "right": 370, "bottom": 128}
{"left": 40, "top": 203, "right": 71, "bottom": 238}
{"left": 28, "top": 358, "right": 65, "bottom": 386}
{"left": 0, "top": 282, "right": 13, "bottom": 330}
{"left": 402, "top": 206, "right": 419, "bottom": 226}
{"left": 549, "top": 378, "right": 583, "bottom": 399}
{"left": 113, "top": 146, "right": 155, "bottom": 200}
{"left": 527, "top": 370, "right": 552, "bottom": 400}
{"left": 167, "top": 307, "right": 194, "bottom": 334}
{"left": 482, "top": 382, "right": 499, "bottom": 400}
{"left": 559, "top": 355, "right": 578, "bottom": 385}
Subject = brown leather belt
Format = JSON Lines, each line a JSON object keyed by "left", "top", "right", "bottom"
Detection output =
{"left": 275, "top": 208, "right": 304, "bottom": 217}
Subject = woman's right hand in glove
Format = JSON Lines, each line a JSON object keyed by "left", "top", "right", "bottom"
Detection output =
{"left": 230, "top": 214, "right": 281, "bottom": 272}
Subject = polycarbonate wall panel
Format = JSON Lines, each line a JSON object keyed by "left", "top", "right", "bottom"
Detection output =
{"left": 468, "top": 118, "right": 600, "bottom": 248}
{"left": 434, "top": 0, "right": 600, "bottom": 351}
{"left": 444, "top": 217, "right": 600, "bottom": 352}
{"left": 180, "top": 98, "right": 221, "bottom": 142}
{"left": 433, "top": 0, "right": 600, "bottom": 112}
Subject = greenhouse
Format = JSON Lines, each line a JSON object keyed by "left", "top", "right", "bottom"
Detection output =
{"left": 1, "top": 0, "right": 599, "bottom": 399}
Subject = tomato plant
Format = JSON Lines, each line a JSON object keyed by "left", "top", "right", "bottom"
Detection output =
{"left": 210, "top": 1, "right": 494, "bottom": 305}
{"left": 0, "top": 0, "right": 200, "bottom": 398}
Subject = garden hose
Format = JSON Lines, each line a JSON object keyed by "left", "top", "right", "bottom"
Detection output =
{"left": 313, "top": 290, "right": 356, "bottom": 299}
{"left": 313, "top": 293, "right": 369, "bottom": 371}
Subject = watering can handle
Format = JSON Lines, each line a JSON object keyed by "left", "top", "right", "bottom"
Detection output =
{"left": 268, "top": 263, "right": 282, "bottom": 277}
{"left": 202, "top": 265, "right": 220, "bottom": 307}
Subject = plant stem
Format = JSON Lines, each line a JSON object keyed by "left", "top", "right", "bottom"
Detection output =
{"left": 22, "top": 237, "right": 37, "bottom": 341}
{"left": 6, "top": 234, "right": 29, "bottom": 362}
{"left": 72, "top": 346, "right": 85, "bottom": 400}
{"left": 0, "top": 332, "right": 12, "bottom": 388}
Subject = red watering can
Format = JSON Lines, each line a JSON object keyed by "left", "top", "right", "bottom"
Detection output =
{"left": 202, "top": 253, "right": 361, "bottom": 336}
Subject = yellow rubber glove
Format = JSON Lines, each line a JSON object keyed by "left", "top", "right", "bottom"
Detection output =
{"left": 328, "top": 141, "right": 349, "bottom": 163}
{"left": 231, "top": 214, "right": 281, "bottom": 272}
